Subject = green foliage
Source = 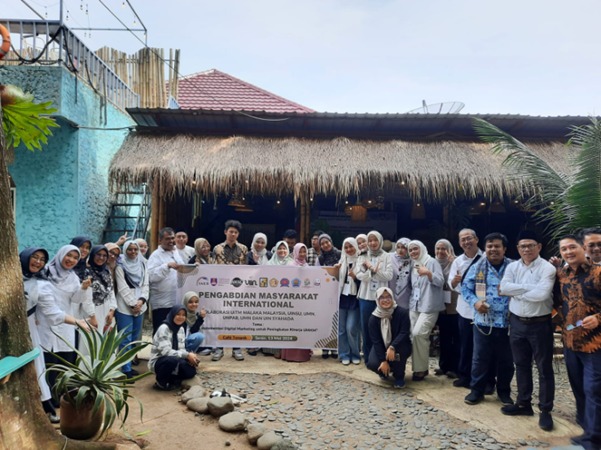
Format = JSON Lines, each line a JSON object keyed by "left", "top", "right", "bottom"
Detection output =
{"left": 1, "top": 84, "right": 59, "bottom": 151}
{"left": 474, "top": 117, "right": 601, "bottom": 241}
{"left": 47, "top": 323, "right": 151, "bottom": 438}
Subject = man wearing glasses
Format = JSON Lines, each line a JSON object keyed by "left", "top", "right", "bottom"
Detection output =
{"left": 555, "top": 234, "right": 601, "bottom": 450}
{"left": 499, "top": 231, "right": 556, "bottom": 431}
{"left": 581, "top": 228, "right": 601, "bottom": 264}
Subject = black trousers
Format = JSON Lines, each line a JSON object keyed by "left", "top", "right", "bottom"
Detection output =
{"left": 154, "top": 356, "right": 197, "bottom": 386}
{"left": 457, "top": 315, "right": 474, "bottom": 382}
{"left": 151, "top": 307, "right": 171, "bottom": 335}
{"left": 509, "top": 314, "right": 555, "bottom": 411}
{"left": 366, "top": 343, "right": 411, "bottom": 382}
{"left": 438, "top": 312, "right": 460, "bottom": 374}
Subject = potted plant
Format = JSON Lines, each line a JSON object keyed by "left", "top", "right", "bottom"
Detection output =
{"left": 47, "top": 323, "right": 150, "bottom": 440}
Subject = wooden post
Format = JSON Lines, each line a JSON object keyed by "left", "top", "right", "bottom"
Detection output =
{"left": 299, "top": 191, "right": 310, "bottom": 245}
{"left": 150, "top": 180, "right": 160, "bottom": 251}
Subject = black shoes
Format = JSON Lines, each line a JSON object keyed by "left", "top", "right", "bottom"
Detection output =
{"left": 501, "top": 403, "right": 534, "bottom": 416}
{"left": 484, "top": 384, "right": 495, "bottom": 395}
{"left": 539, "top": 411, "right": 554, "bottom": 431}
{"left": 453, "top": 378, "right": 470, "bottom": 388}
{"left": 464, "top": 391, "right": 484, "bottom": 405}
{"left": 497, "top": 393, "right": 514, "bottom": 406}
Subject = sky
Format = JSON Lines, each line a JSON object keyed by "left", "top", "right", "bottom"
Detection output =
{"left": 5, "top": 0, "right": 601, "bottom": 115}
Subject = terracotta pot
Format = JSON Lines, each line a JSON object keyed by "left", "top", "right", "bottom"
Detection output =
{"left": 59, "top": 394, "right": 104, "bottom": 440}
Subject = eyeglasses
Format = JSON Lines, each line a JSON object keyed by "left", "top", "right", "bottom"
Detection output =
{"left": 460, "top": 236, "right": 474, "bottom": 243}
{"left": 31, "top": 256, "right": 47, "bottom": 263}
{"left": 517, "top": 243, "right": 537, "bottom": 250}
{"left": 109, "top": 251, "right": 120, "bottom": 257}
{"left": 587, "top": 242, "right": 601, "bottom": 249}
{"left": 95, "top": 253, "right": 108, "bottom": 259}
{"left": 566, "top": 320, "right": 583, "bottom": 331}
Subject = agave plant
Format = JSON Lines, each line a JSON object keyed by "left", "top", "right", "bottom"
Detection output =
{"left": 474, "top": 117, "right": 601, "bottom": 242}
{"left": 47, "top": 323, "right": 151, "bottom": 438}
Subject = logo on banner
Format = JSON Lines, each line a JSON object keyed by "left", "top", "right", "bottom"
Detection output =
{"left": 197, "top": 277, "right": 210, "bottom": 286}
{"left": 210, "top": 278, "right": 218, "bottom": 286}
{"left": 231, "top": 277, "right": 243, "bottom": 288}
{"left": 259, "top": 278, "right": 268, "bottom": 287}
{"left": 314, "top": 278, "right": 321, "bottom": 286}
{"left": 269, "top": 278, "right": 278, "bottom": 287}
{"left": 280, "top": 278, "right": 290, "bottom": 287}
{"left": 292, "top": 278, "right": 301, "bottom": 288}
{"left": 303, "top": 278, "right": 311, "bottom": 287}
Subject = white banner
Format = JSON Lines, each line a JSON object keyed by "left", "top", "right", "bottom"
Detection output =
{"left": 177, "top": 265, "right": 339, "bottom": 349}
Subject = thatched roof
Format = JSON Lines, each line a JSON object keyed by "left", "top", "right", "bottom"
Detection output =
{"left": 109, "top": 133, "right": 571, "bottom": 201}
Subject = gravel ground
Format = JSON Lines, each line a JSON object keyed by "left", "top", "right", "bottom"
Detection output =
{"left": 192, "top": 355, "right": 577, "bottom": 450}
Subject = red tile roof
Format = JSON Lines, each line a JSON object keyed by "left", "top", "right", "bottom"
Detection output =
{"left": 174, "top": 69, "right": 315, "bottom": 113}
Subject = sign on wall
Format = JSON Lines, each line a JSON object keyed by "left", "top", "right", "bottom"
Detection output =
{"left": 177, "top": 265, "right": 339, "bottom": 349}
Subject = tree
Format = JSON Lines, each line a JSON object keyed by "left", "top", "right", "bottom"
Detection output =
{"left": 474, "top": 117, "right": 601, "bottom": 242}
{"left": 0, "top": 85, "right": 114, "bottom": 449}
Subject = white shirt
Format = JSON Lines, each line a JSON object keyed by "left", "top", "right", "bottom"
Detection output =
{"left": 176, "top": 245, "right": 195, "bottom": 263}
{"left": 448, "top": 249, "right": 483, "bottom": 320}
{"left": 147, "top": 247, "right": 184, "bottom": 309}
{"left": 500, "top": 256, "right": 556, "bottom": 318}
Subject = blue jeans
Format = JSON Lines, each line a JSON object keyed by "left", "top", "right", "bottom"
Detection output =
{"left": 185, "top": 332, "right": 205, "bottom": 353}
{"left": 359, "top": 299, "right": 377, "bottom": 360}
{"left": 115, "top": 311, "right": 144, "bottom": 374}
{"left": 471, "top": 325, "right": 514, "bottom": 396}
{"left": 564, "top": 347, "right": 601, "bottom": 449}
{"left": 338, "top": 308, "right": 361, "bottom": 361}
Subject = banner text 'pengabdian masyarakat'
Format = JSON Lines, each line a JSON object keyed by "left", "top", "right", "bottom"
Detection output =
{"left": 177, "top": 265, "right": 339, "bottom": 349}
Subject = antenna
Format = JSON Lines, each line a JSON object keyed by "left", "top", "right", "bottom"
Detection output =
{"left": 406, "top": 100, "right": 465, "bottom": 114}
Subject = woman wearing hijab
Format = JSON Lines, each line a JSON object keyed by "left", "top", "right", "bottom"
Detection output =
{"left": 148, "top": 305, "right": 200, "bottom": 391}
{"left": 37, "top": 245, "right": 95, "bottom": 393}
{"left": 115, "top": 240, "right": 149, "bottom": 378}
{"left": 291, "top": 243, "right": 308, "bottom": 267}
{"left": 280, "top": 243, "right": 312, "bottom": 362}
{"left": 337, "top": 237, "right": 361, "bottom": 365}
{"left": 191, "top": 238, "right": 214, "bottom": 264}
{"left": 104, "top": 242, "right": 121, "bottom": 279}
{"left": 356, "top": 234, "right": 368, "bottom": 256}
{"left": 407, "top": 240, "right": 445, "bottom": 381}
{"left": 356, "top": 230, "right": 394, "bottom": 362}
{"left": 367, "top": 287, "right": 411, "bottom": 388}
{"left": 434, "top": 238, "right": 460, "bottom": 379}
{"left": 88, "top": 245, "right": 117, "bottom": 335}
{"left": 247, "top": 233, "right": 272, "bottom": 265}
{"left": 390, "top": 238, "right": 412, "bottom": 309}
{"left": 182, "top": 291, "right": 206, "bottom": 353}
{"left": 318, "top": 234, "right": 342, "bottom": 359}
{"left": 20, "top": 247, "right": 57, "bottom": 422}
{"left": 267, "top": 241, "right": 293, "bottom": 265}
{"left": 135, "top": 238, "right": 149, "bottom": 260}
{"left": 69, "top": 236, "right": 92, "bottom": 281}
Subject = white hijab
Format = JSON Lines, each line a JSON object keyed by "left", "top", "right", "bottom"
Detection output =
{"left": 408, "top": 240, "right": 432, "bottom": 276}
{"left": 251, "top": 233, "right": 270, "bottom": 265}
{"left": 121, "top": 240, "right": 145, "bottom": 287}
{"left": 46, "top": 245, "right": 80, "bottom": 284}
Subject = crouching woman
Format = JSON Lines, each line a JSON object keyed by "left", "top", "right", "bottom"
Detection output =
{"left": 149, "top": 305, "right": 200, "bottom": 390}
{"left": 367, "top": 287, "right": 412, "bottom": 388}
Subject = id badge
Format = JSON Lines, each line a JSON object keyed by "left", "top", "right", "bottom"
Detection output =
{"left": 342, "top": 282, "right": 351, "bottom": 296}
{"left": 412, "top": 287, "right": 421, "bottom": 302}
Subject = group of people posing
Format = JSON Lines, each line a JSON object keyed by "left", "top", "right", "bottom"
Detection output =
{"left": 18, "top": 220, "right": 601, "bottom": 450}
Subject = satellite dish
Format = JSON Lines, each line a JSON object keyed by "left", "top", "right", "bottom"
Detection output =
{"left": 406, "top": 100, "right": 465, "bottom": 114}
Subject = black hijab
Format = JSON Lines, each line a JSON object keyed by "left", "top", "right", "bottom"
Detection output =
{"left": 19, "top": 247, "right": 49, "bottom": 279}
{"left": 88, "top": 245, "right": 114, "bottom": 306}
{"left": 70, "top": 236, "right": 92, "bottom": 281}
{"left": 164, "top": 305, "right": 187, "bottom": 350}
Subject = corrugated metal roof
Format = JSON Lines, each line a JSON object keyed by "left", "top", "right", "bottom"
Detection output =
{"left": 126, "top": 108, "right": 597, "bottom": 141}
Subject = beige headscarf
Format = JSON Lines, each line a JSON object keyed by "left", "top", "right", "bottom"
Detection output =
{"left": 182, "top": 291, "right": 200, "bottom": 326}
{"left": 372, "top": 287, "right": 397, "bottom": 347}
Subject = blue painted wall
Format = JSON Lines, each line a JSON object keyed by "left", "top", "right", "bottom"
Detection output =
{"left": 1, "top": 65, "right": 134, "bottom": 255}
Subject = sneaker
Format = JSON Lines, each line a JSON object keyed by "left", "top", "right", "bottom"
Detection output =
{"left": 341, "top": 359, "right": 350, "bottom": 366}
{"left": 212, "top": 348, "right": 224, "bottom": 361}
{"left": 412, "top": 371, "right": 427, "bottom": 382}
{"left": 232, "top": 349, "right": 245, "bottom": 361}
{"left": 198, "top": 348, "right": 213, "bottom": 356}
{"left": 501, "top": 403, "right": 534, "bottom": 416}
{"left": 331, "top": 352, "right": 339, "bottom": 360}
{"left": 453, "top": 378, "right": 470, "bottom": 389}
{"left": 434, "top": 368, "right": 445, "bottom": 376}
{"left": 464, "top": 391, "right": 484, "bottom": 405}
{"left": 394, "top": 379, "right": 406, "bottom": 389}
{"left": 123, "top": 370, "right": 139, "bottom": 379}
{"left": 351, "top": 358, "right": 361, "bottom": 365}
{"left": 47, "top": 413, "right": 60, "bottom": 424}
{"left": 538, "top": 411, "right": 554, "bottom": 431}
{"left": 497, "top": 393, "right": 514, "bottom": 406}
{"left": 321, "top": 350, "right": 330, "bottom": 359}
{"left": 153, "top": 381, "right": 174, "bottom": 391}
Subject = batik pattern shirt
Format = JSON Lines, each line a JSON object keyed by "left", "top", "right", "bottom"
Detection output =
{"left": 555, "top": 261, "right": 601, "bottom": 353}
{"left": 213, "top": 241, "right": 248, "bottom": 265}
